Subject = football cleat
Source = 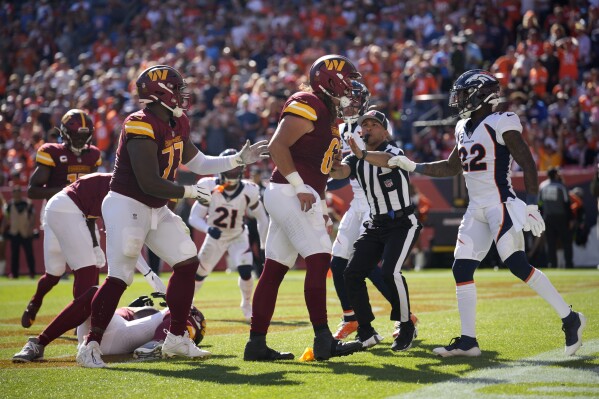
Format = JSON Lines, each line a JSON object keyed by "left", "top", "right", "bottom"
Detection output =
{"left": 357, "top": 332, "right": 384, "bottom": 349}
{"left": 162, "top": 330, "right": 211, "bottom": 359}
{"left": 12, "top": 337, "right": 45, "bottom": 362}
{"left": 133, "top": 340, "right": 164, "bottom": 360}
{"left": 333, "top": 320, "right": 358, "bottom": 340}
{"left": 243, "top": 337, "right": 295, "bottom": 361}
{"left": 392, "top": 313, "right": 419, "bottom": 338}
{"left": 391, "top": 320, "right": 416, "bottom": 352}
{"left": 76, "top": 340, "right": 107, "bottom": 368}
{"left": 313, "top": 329, "right": 362, "bottom": 361}
{"left": 21, "top": 301, "right": 40, "bottom": 328}
{"left": 563, "top": 311, "right": 586, "bottom": 356}
{"left": 432, "top": 336, "right": 482, "bottom": 357}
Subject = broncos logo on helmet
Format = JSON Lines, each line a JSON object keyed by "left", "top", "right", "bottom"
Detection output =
{"left": 449, "top": 69, "right": 500, "bottom": 119}
{"left": 59, "top": 109, "right": 94, "bottom": 156}
{"left": 136, "top": 65, "right": 190, "bottom": 117}
{"left": 218, "top": 148, "right": 245, "bottom": 188}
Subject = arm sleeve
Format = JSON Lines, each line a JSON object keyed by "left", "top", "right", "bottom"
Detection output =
{"left": 326, "top": 177, "right": 350, "bottom": 191}
{"left": 188, "top": 201, "right": 210, "bottom": 233}
{"left": 184, "top": 150, "right": 238, "bottom": 175}
{"left": 248, "top": 201, "right": 269, "bottom": 249}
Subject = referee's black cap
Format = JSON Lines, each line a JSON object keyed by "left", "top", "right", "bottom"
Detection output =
{"left": 358, "top": 110, "right": 388, "bottom": 129}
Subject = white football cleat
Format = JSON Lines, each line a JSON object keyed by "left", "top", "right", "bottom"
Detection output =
{"left": 133, "top": 340, "right": 164, "bottom": 360}
{"left": 76, "top": 340, "right": 106, "bottom": 368}
{"left": 162, "top": 330, "right": 211, "bottom": 359}
{"left": 12, "top": 337, "right": 44, "bottom": 362}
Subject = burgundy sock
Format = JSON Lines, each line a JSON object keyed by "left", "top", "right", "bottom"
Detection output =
{"left": 166, "top": 262, "right": 198, "bottom": 336}
{"left": 38, "top": 286, "right": 98, "bottom": 346}
{"left": 72, "top": 266, "right": 99, "bottom": 299}
{"left": 86, "top": 277, "right": 127, "bottom": 344}
{"left": 30, "top": 273, "right": 61, "bottom": 307}
{"left": 250, "top": 259, "right": 288, "bottom": 334}
{"left": 304, "top": 253, "right": 331, "bottom": 327}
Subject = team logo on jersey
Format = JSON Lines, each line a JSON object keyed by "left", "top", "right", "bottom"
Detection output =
{"left": 59, "top": 155, "right": 68, "bottom": 163}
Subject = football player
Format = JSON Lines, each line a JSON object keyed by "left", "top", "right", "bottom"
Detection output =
{"left": 388, "top": 69, "right": 586, "bottom": 357}
{"left": 12, "top": 287, "right": 206, "bottom": 362}
{"left": 77, "top": 65, "right": 268, "bottom": 367}
{"left": 244, "top": 55, "right": 364, "bottom": 362}
{"left": 22, "top": 109, "right": 102, "bottom": 329}
{"left": 188, "top": 149, "right": 268, "bottom": 322}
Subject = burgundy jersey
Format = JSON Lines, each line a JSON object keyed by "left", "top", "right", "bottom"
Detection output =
{"left": 35, "top": 143, "right": 102, "bottom": 188}
{"left": 110, "top": 109, "right": 190, "bottom": 208}
{"left": 64, "top": 172, "right": 112, "bottom": 218}
{"left": 270, "top": 92, "right": 341, "bottom": 196}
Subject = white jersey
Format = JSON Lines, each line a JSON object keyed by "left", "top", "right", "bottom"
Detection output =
{"left": 455, "top": 112, "right": 521, "bottom": 209}
{"left": 197, "top": 177, "right": 262, "bottom": 239}
{"left": 339, "top": 122, "right": 368, "bottom": 210}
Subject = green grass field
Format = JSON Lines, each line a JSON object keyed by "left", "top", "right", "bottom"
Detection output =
{"left": 0, "top": 269, "right": 597, "bottom": 399}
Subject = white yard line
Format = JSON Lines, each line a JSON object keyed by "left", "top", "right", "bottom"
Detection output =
{"left": 390, "top": 340, "right": 599, "bottom": 399}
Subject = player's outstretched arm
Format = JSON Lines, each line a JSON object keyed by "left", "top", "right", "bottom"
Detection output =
{"left": 181, "top": 139, "right": 268, "bottom": 176}
{"left": 389, "top": 146, "right": 462, "bottom": 178}
{"left": 28, "top": 165, "right": 64, "bottom": 199}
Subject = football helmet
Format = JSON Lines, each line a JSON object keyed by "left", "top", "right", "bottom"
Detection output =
{"left": 309, "top": 54, "right": 361, "bottom": 110}
{"left": 59, "top": 109, "right": 93, "bottom": 156}
{"left": 219, "top": 148, "right": 244, "bottom": 187}
{"left": 136, "top": 65, "right": 190, "bottom": 117}
{"left": 188, "top": 306, "right": 206, "bottom": 345}
{"left": 449, "top": 69, "right": 500, "bottom": 119}
{"left": 339, "top": 80, "right": 370, "bottom": 124}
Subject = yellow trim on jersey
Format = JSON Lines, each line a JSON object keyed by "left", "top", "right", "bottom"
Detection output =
{"left": 95, "top": 156, "right": 102, "bottom": 166}
{"left": 36, "top": 151, "right": 56, "bottom": 166}
{"left": 284, "top": 101, "right": 317, "bottom": 121}
{"left": 124, "top": 121, "right": 155, "bottom": 139}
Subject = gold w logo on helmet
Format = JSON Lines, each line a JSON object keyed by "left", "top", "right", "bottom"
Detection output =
{"left": 323, "top": 59, "right": 346, "bottom": 71}
{"left": 148, "top": 69, "right": 168, "bottom": 81}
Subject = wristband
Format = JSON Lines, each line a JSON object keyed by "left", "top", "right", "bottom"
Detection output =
{"left": 360, "top": 150, "right": 368, "bottom": 160}
{"left": 525, "top": 194, "right": 538, "bottom": 205}
{"left": 285, "top": 171, "right": 304, "bottom": 187}
{"left": 183, "top": 185, "right": 193, "bottom": 198}
{"left": 414, "top": 164, "right": 424, "bottom": 174}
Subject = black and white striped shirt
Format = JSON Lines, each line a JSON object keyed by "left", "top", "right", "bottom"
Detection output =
{"left": 343, "top": 141, "right": 412, "bottom": 217}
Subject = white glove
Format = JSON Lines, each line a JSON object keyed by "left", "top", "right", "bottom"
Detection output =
{"left": 523, "top": 205, "right": 545, "bottom": 237}
{"left": 183, "top": 183, "right": 211, "bottom": 205}
{"left": 93, "top": 246, "right": 106, "bottom": 268}
{"left": 388, "top": 155, "right": 416, "bottom": 172}
{"left": 235, "top": 139, "right": 270, "bottom": 165}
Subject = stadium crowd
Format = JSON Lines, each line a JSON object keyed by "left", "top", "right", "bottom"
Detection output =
{"left": 1, "top": 0, "right": 599, "bottom": 187}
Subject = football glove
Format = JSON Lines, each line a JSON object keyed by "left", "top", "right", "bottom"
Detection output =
{"left": 236, "top": 139, "right": 269, "bottom": 165}
{"left": 388, "top": 155, "right": 416, "bottom": 172}
{"left": 207, "top": 226, "right": 222, "bottom": 240}
{"left": 150, "top": 292, "right": 167, "bottom": 307}
{"left": 93, "top": 246, "right": 106, "bottom": 268}
{"left": 523, "top": 205, "right": 545, "bottom": 237}
{"left": 129, "top": 295, "right": 154, "bottom": 307}
{"left": 183, "top": 183, "right": 211, "bottom": 206}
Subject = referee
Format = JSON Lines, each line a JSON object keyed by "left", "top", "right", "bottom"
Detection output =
{"left": 329, "top": 110, "right": 421, "bottom": 352}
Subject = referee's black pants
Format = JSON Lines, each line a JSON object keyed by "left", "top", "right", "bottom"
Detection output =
{"left": 344, "top": 215, "right": 421, "bottom": 326}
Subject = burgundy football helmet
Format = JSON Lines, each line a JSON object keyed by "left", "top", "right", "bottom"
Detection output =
{"left": 309, "top": 54, "right": 361, "bottom": 109}
{"left": 59, "top": 109, "right": 93, "bottom": 156}
{"left": 136, "top": 65, "right": 190, "bottom": 117}
{"left": 188, "top": 306, "right": 206, "bottom": 345}
{"left": 340, "top": 80, "right": 370, "bottom": 124}
{"left": 219, "top": 149, "right": 244, "bottom": 187}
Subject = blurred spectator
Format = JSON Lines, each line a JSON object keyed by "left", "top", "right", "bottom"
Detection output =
{"left": 3, "top": 186, "right": 36, "bottom": 278}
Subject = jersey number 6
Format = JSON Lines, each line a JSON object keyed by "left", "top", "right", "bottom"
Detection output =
{"left": 320, "top": 137, "right": 341, "bottom": 174}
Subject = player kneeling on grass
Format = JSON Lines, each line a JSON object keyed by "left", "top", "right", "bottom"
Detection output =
{"left": 388, "top": 69, "right": 586, "bottom": 357}
{"left": 12, "top": 289, "right": 207, "bottom": 363}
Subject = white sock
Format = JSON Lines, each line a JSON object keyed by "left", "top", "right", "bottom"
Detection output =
{"left": 194, "top": 279, "right": 204, "bottom": 294}
{"left": 238, "top": 276, "right": 253, "bottom": 306}
{"left": 457, "top": 283, "right": 477, "bottom": 338}
{"left": 526, "top": 268, "right": 571, "bottom": 318}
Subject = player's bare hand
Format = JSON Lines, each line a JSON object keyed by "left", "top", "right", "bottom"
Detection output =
{"left": 297, "top": 192, "right": 316, "bottom": 212}
{"left": 324, "top": 215, "right": 333, "bottom": 234}
{"left": 237, "top": 139, "right": 270, "bottom": 165}
{"left": 348, "top": 136, "right": 363, "bottom": 158}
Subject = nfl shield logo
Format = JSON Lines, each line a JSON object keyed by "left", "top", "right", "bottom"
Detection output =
{"left": 384, "top": 179, "right": 393, "bottom": 188}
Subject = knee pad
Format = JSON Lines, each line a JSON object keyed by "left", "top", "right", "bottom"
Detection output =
{"left": 452, "top": 259, "right": 479, "bottom": 284}
{"left": 178, "top": 239, "right": 198, "bottom": 260}
{"left": 496, "top": 229, "right": 525, "bottom": 260}
{"left": 503, "top": 251, "right": 533, "bottom": 281}
{"left": 122, "top": 227, "right": 145, "bottom": 258}
{"left": 238, "top": 265, "right": 253, "bottom": 280}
